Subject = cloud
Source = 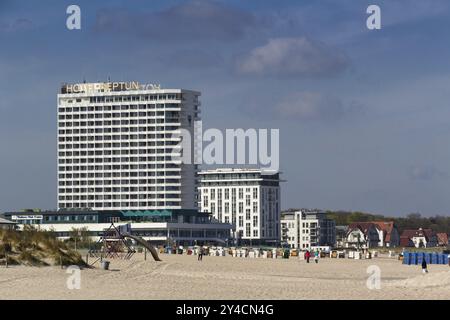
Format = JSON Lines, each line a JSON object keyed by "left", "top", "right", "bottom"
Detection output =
{"left": 158, "top": 49, "right": 223, "bottom": 69}
{"left": 235, "top": 37, "right": 349, "bottom": 77}
{"left": 242, "top": 91, "right": 362, "bottom": 122}
{"left": 276, "top": 92, "right": 361, "bottom": 121}
{"left": 94, "top": 0, "right": 259, "bottom": 42}
{"left": 0, "top": 18, "right": 32, "bottom": 32}
{"left": 409, "top": 165, "right": 448, "bottom": 181}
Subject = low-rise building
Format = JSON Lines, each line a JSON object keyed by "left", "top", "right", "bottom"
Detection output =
{"left": 2, "top": 209, "right": 234, "bottom": 246}
{"left": 345, "top": 223, "right": 380, "bottom": 249}
{"left": 0, "top": 216, "right": 16, "bottom": 230}
{"left": 345, "top": 221, "right": 400, "bottom": 248}
{"left": 281, "top": 210, "right": 335, "bottom": 250}
{"left": 335, "top": 225, "right": 349, "bottom": 248}
{"left": 400, "top": 228, "right": 438, "bottom": 248}
{"left": 371, "top": 221, "right": 400, "bottom": 247}
{"left": 436, "top": 233, "right": 449, "bottom": 247}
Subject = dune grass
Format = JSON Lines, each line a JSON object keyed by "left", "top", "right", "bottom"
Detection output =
{"left": 0, "top": 226, "right": 88, "bottom": 267}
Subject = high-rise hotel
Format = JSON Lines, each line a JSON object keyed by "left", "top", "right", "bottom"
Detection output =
{"left": 57, "top": 81, "right": 200, "bottom": 211}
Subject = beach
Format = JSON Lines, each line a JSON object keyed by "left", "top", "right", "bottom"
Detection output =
{"left": 1, "top": 254, "right": 449, "bottom": 300}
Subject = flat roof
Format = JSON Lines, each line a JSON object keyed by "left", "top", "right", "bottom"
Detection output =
{"left": 59, "top": 81, "right": 200, "bottom": 96}
{"left": 4, "top": 209, "right": 210, "bottom": 217}
{"left": 0, "top": 217, "right": 15, "bottom": 224}
{"left": 199, "top": 168, "right": 278, "bottom": 174}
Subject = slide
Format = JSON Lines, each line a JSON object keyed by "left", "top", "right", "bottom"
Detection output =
{"left": 123, "top": 233, "right": 162, "bottom": 261}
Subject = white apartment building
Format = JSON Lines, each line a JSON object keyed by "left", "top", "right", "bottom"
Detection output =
{"left": 281, "top": 210, "right": 336, "bottom": 250}
{"left": 57, "top": 81, "right": 200, "bottom": 211}
{"left": 198, "top": 168, "right": 281, "bottom": 245}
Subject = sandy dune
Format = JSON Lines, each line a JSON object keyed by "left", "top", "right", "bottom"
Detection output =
{"left": 0, "top": 253, "right": 449, "bottom": 299}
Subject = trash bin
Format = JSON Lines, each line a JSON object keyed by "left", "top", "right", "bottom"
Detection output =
{"left": 283, "top": 249, "right": 290, "bottom": 259}
{"left": 101, "top": 261, "right": 110, "bottom": 270}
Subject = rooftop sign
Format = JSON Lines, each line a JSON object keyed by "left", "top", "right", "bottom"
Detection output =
{"left": 61, "top": 81, "right": 161, "bottom": 94}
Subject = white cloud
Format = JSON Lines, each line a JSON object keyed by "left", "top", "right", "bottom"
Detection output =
{"left": 95, "top": 0, "right": 260, "bottom": 42}
{"left": 274, "top": 91, "right": 361, "bottom": 122}
{"left": 236, "top": 37, "right": 348, "bottom": 77}
{"left": 409, "top": 165, "right": 448, "bottom": 181}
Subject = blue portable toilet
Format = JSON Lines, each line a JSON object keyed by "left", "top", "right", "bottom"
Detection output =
{"left": 403, "top": 252, "right": 410, "bottom": 265}
{"left": 410, "top": 252, "right": 417, "bottom": 265}
{"left": 431, "top": 253, "right": 438, "bottom": 264}
{"left": 425, "top": 253, "right": 431, "bottom": 264}
{"left": 438, "top": 254, "right": 444, "bottom": 264}
{"left": 444, "top": 254, "right": 450, "bottom": 265}
{"left": 417, "top": 252, "right": 423, "bottom": 264}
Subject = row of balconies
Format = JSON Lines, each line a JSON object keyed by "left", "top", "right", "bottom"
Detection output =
{"left": 58, "top": 119, "right": 182, "bottom": 125}
{"left": 58, "top": 156, "right": 183, "bottom": 163}
{"left": 58, "top": 131, "right": 183, "bottom": 137}
{"left": 58, "top": 113, "right": 182, "bottom": 119}
{"left": 58, "top": 204, "right": 183, "bottom": 209}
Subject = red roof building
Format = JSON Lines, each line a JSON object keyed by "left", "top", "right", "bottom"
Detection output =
{"left": 372, "top": 221, "right": 400, "bottom": 247}
{"left": 436, "top": 233, "right": 449, "bottom": 246}
{"left": 400, "top": 228, "right": 437, "bottom": 248}
{"left": 346, "top": 221, "right": 399, "bottom": 248}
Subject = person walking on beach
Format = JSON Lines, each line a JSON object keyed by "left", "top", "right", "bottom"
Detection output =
{"left": 314, "top": 250, "right": 319, "bottom": 264}
{"left": 304, "top": 250, "right": 311, "bottom": 263}
{"left": 422, "top": 258, "right": 428, "bottom": 274}
{"left": 198, "top": 247, "right": 203, "bottom": 261}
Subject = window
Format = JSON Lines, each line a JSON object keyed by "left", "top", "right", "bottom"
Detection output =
{"left": 246, "top": 209, "right": 251, "bottom": 220}
{"left": 253, "top": 216, "right": 258, "bottom": 227}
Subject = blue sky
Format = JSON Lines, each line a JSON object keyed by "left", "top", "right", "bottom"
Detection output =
{"left": 1, "top": 0, "right": 450, "bottom": 216}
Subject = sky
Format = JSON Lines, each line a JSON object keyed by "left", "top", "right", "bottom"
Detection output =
{"left": 1, "top": 0, "right": 450, "bottom": 216}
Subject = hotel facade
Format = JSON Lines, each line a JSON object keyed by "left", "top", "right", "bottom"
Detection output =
{"left": 57, "top": 82, "right": 200, "bottom": 211}
{"left": 198, "top": 168, "right": 281, "bottom": 245}
{"left": 1, "top": 81, "right": 238, "bottom": 247}
{"left": 281, "top": 210, "right": 336, "bottom": 250}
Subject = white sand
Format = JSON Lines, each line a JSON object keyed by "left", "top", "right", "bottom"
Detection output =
{"left": 0, "top": 254, "right": 449, "bottom": 299}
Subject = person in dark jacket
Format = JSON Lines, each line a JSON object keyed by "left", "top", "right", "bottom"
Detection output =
{"left": 422, "top": 258, "right": 428, "bottom": 273}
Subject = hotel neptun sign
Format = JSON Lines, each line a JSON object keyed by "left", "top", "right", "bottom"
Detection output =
{"left": 61, "top": 81, "right": 161, "bottom": 94}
